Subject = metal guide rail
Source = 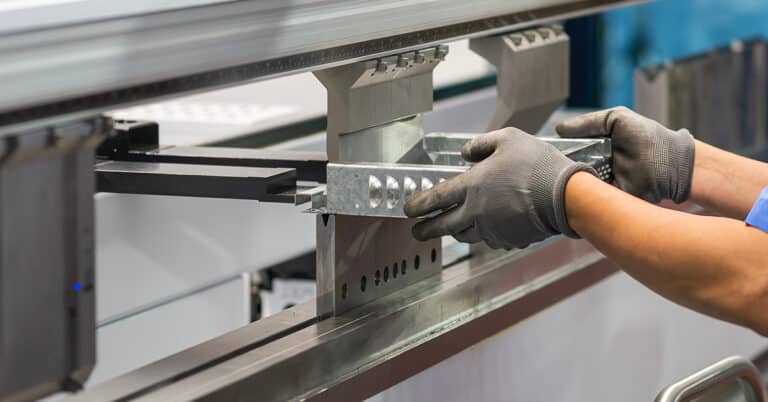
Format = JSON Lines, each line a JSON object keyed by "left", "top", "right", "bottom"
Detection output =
{"left": 323, "top": 135, "right": 612, "bottom": 217}
{"left": 68, "top": 238, "right": 617, "bottom": 402}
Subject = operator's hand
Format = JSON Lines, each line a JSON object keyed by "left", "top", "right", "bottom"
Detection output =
{"left": 556, "top": 107, "right": 695, "bottom": 204}
{"left": 404, "top": 128, "right": 596, "bottom": 249}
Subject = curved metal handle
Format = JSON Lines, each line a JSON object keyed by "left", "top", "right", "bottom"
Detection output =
{"left": 655, "top": 356, "right": 766, "bottom": 402}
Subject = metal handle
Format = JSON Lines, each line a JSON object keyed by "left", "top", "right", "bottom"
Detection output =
{"left": 655, "top": 356, "right": 766, "bottom": 402}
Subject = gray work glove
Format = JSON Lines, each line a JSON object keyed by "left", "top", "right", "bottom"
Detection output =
{"left": 404, "top": 128, "right": 596, "bottom": 250}
{"left": 556, "top": 107, "right": 695, "bottom": 204}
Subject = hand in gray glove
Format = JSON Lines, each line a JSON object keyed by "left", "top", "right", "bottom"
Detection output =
{"left": 556, "top": 107, "right": 695, "bottom": 204}
{"left": 404, "top": 128, "right": 596, "bottom": 249}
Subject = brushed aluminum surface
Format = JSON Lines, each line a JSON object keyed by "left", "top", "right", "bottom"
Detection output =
{"left": 325, "top": 136, "right": 612, "bottom": 217}
{"left": 0, "top": 0, "right": 644, "bottom": 134}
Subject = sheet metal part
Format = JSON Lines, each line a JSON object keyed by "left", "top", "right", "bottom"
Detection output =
{"left": 470, "top": 26, "right": 570, "bottom": 132}
{"left": 315, "top": 214, "right": 442, "bottom": 317}
{"left": 325, "top": 162, "right": 466, "bottom": 218}
{"left": 324, "top": 135, "right": 612, "bottom": 217}
{"left": 95, "top": 161, "right": 298, "bottom": 202}
{"left": 0, "top": 0, "right": 644, "bottom": 134}
{"left": 73, "top": 238, "right": 615, "bottom": 402}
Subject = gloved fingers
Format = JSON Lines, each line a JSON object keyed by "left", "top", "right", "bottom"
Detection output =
{"left": 556, "top": 107, "right": 629, "bottom": 138}
{"left": 460, "top": 129, "right": 517, "bottom": 162}
{"left": 404, "top": 175, "right": 467, "bottom": 218}
{"left": 452, "top": 223, "right": 482, "bottom": 244}
{"left": 411, "top": 205, "right": 472, "bottom": 241}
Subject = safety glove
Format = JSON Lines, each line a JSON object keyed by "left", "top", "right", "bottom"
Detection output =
{"left": 556, "top": 107, "right": 695, "bottom": 204}
{"left": 404, "top": 128, "right": 596, "bottom": 250}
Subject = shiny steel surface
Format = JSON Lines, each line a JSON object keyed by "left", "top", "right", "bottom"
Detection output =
{"left": 314, "top": 48, "right": 444, "bottom": 162}
{"left": 315, "top": 214, "right": 442, "bottom": 316}
{"left": 470, "top": 26, "right": 570, "bottom": 132}
{"left": 0, "top": 0, "right": 644, "bottom": 134}
{"left": 75, "top": 238, "right": 616, "bottom": 402}
{"left": 655, "top": 356, "right": 767, "bottom": 402}
{"left": 325, "top": 161, "right": 467, "bottom": 217}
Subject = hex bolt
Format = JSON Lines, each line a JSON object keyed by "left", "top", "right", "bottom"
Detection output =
{"left": 415, "top": 51, "right": 427, "bottom": 64}
{"left": 510, "top": 34, "right": 524, "bottom": 46}
{"left": 397, "top": 55, "right": 410, "bottom": 68}
{"left": 435, "top": 45, "right": 449, "bottom": 61}
{"left": 375, "top": 60, "right": 389, "bottom": 73}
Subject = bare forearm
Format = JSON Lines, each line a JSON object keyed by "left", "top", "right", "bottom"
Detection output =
{"left": 690, "top": 140, "right": 768, "bottom": 219}
{"left": 566, "top": 172, "right": 768, "bottom": 334}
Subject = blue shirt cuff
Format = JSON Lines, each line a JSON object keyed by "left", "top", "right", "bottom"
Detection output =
{"left": 745, "top": 187, "right": 768, "bottom": 233}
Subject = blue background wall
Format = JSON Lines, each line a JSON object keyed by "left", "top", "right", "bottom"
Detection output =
{"left": 599, "top": 0, "right": 768, "bottom": 107}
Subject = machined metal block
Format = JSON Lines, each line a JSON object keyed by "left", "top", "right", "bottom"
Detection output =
{"left": 96, "top": 161, "right": 298, "bottom": 202}
{"left": 314, "top": 46, "right": 447, "bottom": 162}
{"left": 635, "top": 39, "right": 768, "bottom": 159}
{"left": 470, "top": 26, "right": 569, "bottom": 133}
{"left": 316, "top": 214, "right": 442, "bottom": 317}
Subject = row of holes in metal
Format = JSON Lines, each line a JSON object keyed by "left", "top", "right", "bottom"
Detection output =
{"left": 340, "top": 248, "right": 437, "bottom": 300}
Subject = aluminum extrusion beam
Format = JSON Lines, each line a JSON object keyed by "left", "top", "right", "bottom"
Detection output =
{"left": 0, "top": 0, "right": 644, "bottom": 134}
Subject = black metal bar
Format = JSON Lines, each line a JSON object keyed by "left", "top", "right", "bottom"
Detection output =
{"left": 95, "top": 161, "right": 297, "bottom": 202}
{"left": 124, "top": 147, "right": 327, "bottom": 183}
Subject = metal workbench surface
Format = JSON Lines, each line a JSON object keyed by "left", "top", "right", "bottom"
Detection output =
{"left": 0, "top": 0, "right": 643, "bottom": 134}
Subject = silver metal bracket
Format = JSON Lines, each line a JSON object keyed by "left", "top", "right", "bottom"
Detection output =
{"left": 470, "top": 26, "right": 569, "bottom": 132}
{"left": 321, "top": 135, "right": 612, "bottom": 218}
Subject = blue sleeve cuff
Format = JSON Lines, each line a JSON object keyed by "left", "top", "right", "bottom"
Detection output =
{"left": 745, "top": 187, "right": 768, "bottom": 233}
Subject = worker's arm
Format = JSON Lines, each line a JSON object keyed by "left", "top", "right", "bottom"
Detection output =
{"left": 566, "top": 170, "right": 768, "bottom": 335}
{"left": 690, "top": 140, "right": 768, "bottom": 219}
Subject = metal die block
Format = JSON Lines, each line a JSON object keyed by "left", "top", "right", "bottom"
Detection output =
{"left": 314, "top": 46, "right": 447, "bottom": 161}
{"left": 316, "top": 214, "right": 442, "bottom": 316}
{"left": 1, "top": 117, "right": 108, "bottom": 401}
{"left": 326, "top": 162, "right": 467, "bottom": 217}
{"left": 635, "top": 39, "right": 768, "bottom": 158}
{"left": 470, "top": 26, "right": 569, "bottom": 132}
